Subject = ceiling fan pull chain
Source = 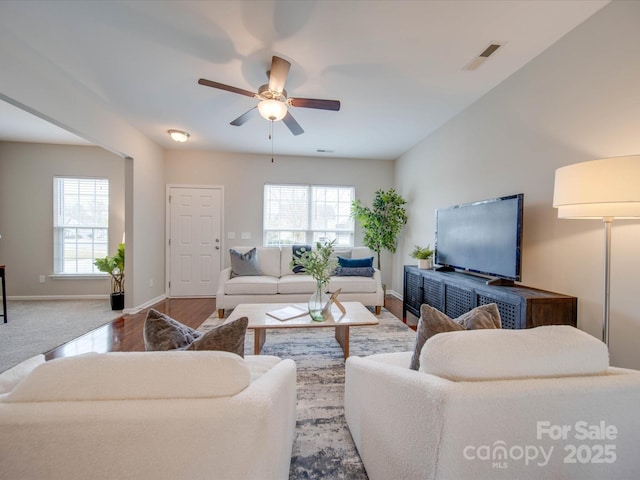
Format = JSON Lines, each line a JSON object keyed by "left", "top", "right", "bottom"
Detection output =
{"left": 270, "top": 120, "right": 275, "bottom": 163}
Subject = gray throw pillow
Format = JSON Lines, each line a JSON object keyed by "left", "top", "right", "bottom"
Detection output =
{"left": 143, "top": 309, "right": 203, "bottom": 351}
{"left": 230, "top": 248, "right": 262, "bottom": 278}
{"left": 334, "top": 266, "right": 375, "bottom": 277}
{"left": 186, "top": 316, "right": 248, "bottom": 357}
{"left": 409, "top": 303, "right": 501, "bottom": 370}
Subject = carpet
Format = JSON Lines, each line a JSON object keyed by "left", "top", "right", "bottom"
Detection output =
{"left": 0, "top": 300, "right": 120, "bottom": 372}
{"left": 199, "top": 307, "right": 417, "bottom": 480}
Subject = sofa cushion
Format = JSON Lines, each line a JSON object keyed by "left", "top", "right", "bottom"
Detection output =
{"left": 409, "top": 303, "right": 501, "bottom": 370}
{"left": 335, "top": 266, "right": 375, "bottom": 277}
{"left": 144, "top": 308, "right": 203, "bottom": 351}
{"left": 0, "top": 354, "right": 46, "bottom": 394}
{"left": 278, "top": 274, "right": 317, "bottom": 294}
{"left": 225, "top": 275, "right": 279, "bottom": 295}
{"left": 350, "top": 247, "right": 372, "bottom": 259}
{"left": 328, "top": 275, "right": 378, "bottom": 294}
{"left": 187, "top": 316, "right": 248, "bottom": 357}
{"left": 3, "top": 351, "right": 251, "bottom": 402}
{"left": 230, "top": 248, "right": 262, "bottom": 277}
{"left": 420, "top": 325, "right": 609, "bottom": 381}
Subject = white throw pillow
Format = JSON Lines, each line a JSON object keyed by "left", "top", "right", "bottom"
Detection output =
{"left": 4, "top": 351, "right": 250, "bottom": 402}
{"left": 420, "top": 325, "right": 609, "bottom": 381}
{"left": 0, "top": 354, "right": 45, "bottom": 394}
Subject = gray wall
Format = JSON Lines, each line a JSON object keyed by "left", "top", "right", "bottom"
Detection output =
{"left": 164, "top": 150, "right": 396, "bottom": 286}
{"left": 0, "top": 142, "right": 125, "bottom": 297}
{"left": 394, "top": 1, "right": 640, "bottom": 368}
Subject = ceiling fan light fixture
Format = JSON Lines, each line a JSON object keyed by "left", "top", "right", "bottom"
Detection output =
{"left": 258, "top": 99, "right": 287, "bottom": 121}
{"left": 168, "top": 129, "right": 190, "bottom": 142}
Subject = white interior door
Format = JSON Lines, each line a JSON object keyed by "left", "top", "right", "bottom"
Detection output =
{"left": 168, "top": 186, "right": 222, "bottom": 297}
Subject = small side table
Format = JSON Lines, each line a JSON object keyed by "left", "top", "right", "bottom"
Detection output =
{"left": 0, "top": 266, "right": 6, "bottom": 323}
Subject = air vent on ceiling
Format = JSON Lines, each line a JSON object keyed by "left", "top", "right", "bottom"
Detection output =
{"left": 464, "top": 42, "right": 503, "bottom": 71}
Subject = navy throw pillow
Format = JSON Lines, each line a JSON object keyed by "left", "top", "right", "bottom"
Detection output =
{"left": 338, "top": 256, "right": 374, "bottom": 268}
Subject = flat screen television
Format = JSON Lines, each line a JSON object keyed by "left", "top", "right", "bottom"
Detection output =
{"left": 434, "top": 194, "right": 524, "bottom": 282}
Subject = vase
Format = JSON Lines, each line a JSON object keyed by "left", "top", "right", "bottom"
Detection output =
{"left": 308, "top": 281, "right": 329, "bottom": 322}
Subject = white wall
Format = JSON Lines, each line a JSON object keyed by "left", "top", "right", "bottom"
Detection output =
{"left": 394, "top": 1, "right": 640, "bottom": 368}
{"left": 164, "top": 150, "right": 396, "bottom": 286}
{"left": 0, "top": 142, "right": 125, "bottom": 297}
{"left": 0, "top": 27, "right": 166, "bottom": 310}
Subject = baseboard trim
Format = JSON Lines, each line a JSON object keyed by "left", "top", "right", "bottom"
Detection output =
{"left": 387, "top": 289, "right": 402, "bottom": 301}
{"left": 126, "top": 294, "right": 167, "bottom": 315}
{"left": 7, "top": 295, "right": 109, "bottom": 301}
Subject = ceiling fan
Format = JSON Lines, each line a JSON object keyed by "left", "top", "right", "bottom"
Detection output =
{"left": 198, "top": 56, "right": 340, "bottom": 136}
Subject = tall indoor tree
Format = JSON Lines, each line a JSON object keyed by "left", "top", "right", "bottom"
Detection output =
{"left": 351, "top": 188, "right": 408, "bottom": 272}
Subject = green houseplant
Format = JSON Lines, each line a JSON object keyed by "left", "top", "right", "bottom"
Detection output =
{"left": 290, "top": 240, "right": 338, "bottom": 321}
{"left": 410, "top": 244, "right": 434, "bottom": 269}
{"left": 94, "top": 242, "right": 125, "bottom": 310}
{"left": 351, "top": 188, "right": 408, "bottom": 272}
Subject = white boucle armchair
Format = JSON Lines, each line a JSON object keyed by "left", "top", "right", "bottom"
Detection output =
{"left": 345, "top": 326, "right": 640, "bottom": 480}
{"left": 0, "top": 351, "right": 297, "bottom": 480}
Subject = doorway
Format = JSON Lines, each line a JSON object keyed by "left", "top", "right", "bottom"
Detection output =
{"left": 167, "top": 185, "right": 223, "bottom": 297}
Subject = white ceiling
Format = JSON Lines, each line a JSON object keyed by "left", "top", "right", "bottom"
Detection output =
{"left": 0, "top": 0, "right": 608, "bottom": 159}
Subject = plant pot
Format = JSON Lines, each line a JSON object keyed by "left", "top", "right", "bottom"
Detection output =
{"left": 110, "top": 292, "right": 125, "bottom": 311}
{"left": 418, "top": 259, "right": 433, "bottom": 269}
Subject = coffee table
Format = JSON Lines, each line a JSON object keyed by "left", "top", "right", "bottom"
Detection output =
{"left": 225, "top": 302, "right": 379, "bottom": 359}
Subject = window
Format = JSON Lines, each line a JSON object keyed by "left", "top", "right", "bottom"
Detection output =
{"left": 53, "top": 177, "right": 109, "bottom": 274}
{"left": 263, "top": 183, "right": 355, "bottom": 247}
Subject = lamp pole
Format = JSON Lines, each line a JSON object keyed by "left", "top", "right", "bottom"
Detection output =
{"left": 602, "top": 217, "right": 613, "bottom": 347}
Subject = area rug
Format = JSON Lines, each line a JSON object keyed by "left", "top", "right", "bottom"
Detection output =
{"left": 0, "top": 300, "right": 120, "bottom": 372}
{"left": 199, "top": 308, "right": 417, "bottom": 480}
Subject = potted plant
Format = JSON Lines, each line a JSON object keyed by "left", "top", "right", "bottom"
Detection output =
{"left": 410, "top": 244, "right": 434, "bottom": 269}
{"left": 290, "top": 239, "right": 338, "bottom": 321}
{"left": 94, "top": 242, "right": 125, "bottom": 310}
{"left": 351, "top": 188, "right": 408, "bottom": 272}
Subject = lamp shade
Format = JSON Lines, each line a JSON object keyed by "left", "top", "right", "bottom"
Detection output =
{"left": 553, "top": 155, "right": 640, "bottom": 219}
{"left": 258, "top": 99, "right": 287, "bottom": 121}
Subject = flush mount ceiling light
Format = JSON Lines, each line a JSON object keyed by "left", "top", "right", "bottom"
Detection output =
{"left": 257, "top": 99, "right": 288, "bottom": 121}
{"left": 168, "top": 129, "right": 190, "bottom": 142}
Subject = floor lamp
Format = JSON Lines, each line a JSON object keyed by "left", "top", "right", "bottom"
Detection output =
{"left": 553, "top": 155, "right": 640, "bottom": 346}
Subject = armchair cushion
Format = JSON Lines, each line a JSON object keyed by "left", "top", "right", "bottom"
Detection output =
{"left": 421, "top": 325, "right": 609, "bottom": 380}
{"left": 3, "top": 351, "right": 251, "bottom": 402}
{"left": 410, "top": 303, "right": 501, "bottom": 370}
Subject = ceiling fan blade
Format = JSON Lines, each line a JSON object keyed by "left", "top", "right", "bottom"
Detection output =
{"left": 198, "top": 78, "right": 256, "bottom": 98}
{"left": 230, "top": 107, "right": 258, "bottom": 126}
{"left": 268, "top": 56, "right": 291, "bottom": 94}
{"left": 282, "top": 111, "right": 304, "bottom": 136}
{"left": 289, "top": 97, "right": 341, "bottom": 111}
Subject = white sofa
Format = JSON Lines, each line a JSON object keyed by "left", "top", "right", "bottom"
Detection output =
{"left": 0, "top": 351, "right": 297, "bottom": 480}
{"left": 215, "top": 246, "right": 384, "bottom": 318}
{"left": 345, "top": 326, "right": 640, "bottom": 480}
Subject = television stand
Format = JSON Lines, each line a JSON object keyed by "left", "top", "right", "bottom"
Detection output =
{"left": 403, "top": 266, "right": 577, "bottom": 329}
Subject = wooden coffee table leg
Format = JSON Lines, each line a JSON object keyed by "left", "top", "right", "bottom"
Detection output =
{"left": 254, "top": 329, "right": 266, "bottom": 354}
{"left": 335, "top": 325, "right": 350, "bottom": 359}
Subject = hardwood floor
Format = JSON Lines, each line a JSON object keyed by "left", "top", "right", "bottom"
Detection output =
{"left": 45, "top": 295, "right": 407, "bottom": 360}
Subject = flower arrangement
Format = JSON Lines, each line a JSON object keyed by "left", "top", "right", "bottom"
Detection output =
{"left": 290, "top": 239, "right": 338, "bottom": 287}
